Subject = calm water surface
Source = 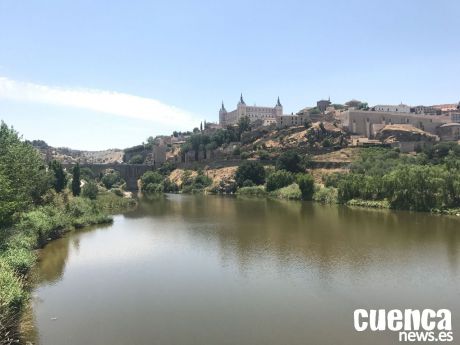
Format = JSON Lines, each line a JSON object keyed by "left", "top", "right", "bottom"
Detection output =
{"left": 25, "top": 195, "right": 460, "bottom": 345}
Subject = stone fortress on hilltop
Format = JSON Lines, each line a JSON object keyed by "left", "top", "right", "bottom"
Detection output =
{"left": 219, "top": 94, "right": 308, "bottom": 128}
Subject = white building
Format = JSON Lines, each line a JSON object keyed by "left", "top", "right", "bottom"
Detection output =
{"left": 374, "top": 104, "right": 411, "bottom": 113}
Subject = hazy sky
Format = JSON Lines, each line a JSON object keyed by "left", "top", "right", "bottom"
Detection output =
{"left": 1, "top": 0, "right": 459, "bottom": 150}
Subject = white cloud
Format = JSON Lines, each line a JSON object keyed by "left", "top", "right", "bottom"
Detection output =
{"left": 0, "top": 76, "right": 199, "bottom": 128}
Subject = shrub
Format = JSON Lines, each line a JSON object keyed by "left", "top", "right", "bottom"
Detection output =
{"left": 258, "top": 150, "right": 270, "bottom": 160}
{"left": 235, "top": 161, "right": 266, "bottom": 187}
{"left": 0, "top": 259, "right": 24, "bottom": 313}
{"left": 237, "top": 185, "right": 267, "bottom": 197}
{"left": 144, "top": 183, "right": 163, "bottom": 193}
{"left": 129, "top": 154, "right": 144, "bottom": 164}
{"left": 270, "top": 183, "right": 302, "bottom": 200}
{"left": 276, "top": 151, "right": 303, "bottom": 173}
{"left": 1, "top": 248, "right": 35, "bottom": 275}
{"left": 240, "top": 151, "right": 250, "bottom": 159}
{"left": 140, "top": 171, "right": 163, "bottom": 189}
{"left": 296, "top": 174, "right": 315, "bottom": 200}
{"left": 266, "top": 170, "right": 294, "bottom": 192}
{"left": 101, "top": 170, "right": 122, "bottom": 189}
{"left": 313, "top": 187, "right": 338, "bottom": 204}
{"left": 82, "top": 181, "right": 99, "bottom": 200}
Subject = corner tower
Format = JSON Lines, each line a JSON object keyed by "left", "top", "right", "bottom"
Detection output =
{"left": 237, "top": 93, "right": 247, "bottom": 120}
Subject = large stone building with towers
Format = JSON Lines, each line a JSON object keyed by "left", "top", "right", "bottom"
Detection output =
{"left": 219, "top": 94, "right": 283, "bottom": 127}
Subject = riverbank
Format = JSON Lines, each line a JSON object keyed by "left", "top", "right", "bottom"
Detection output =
{"left": 0, "top": 191, "right": 136, "bottom": 345}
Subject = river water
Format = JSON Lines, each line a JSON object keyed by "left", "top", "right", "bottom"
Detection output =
{"left": 24, "top": 194, "right": 460, "bottom": 345}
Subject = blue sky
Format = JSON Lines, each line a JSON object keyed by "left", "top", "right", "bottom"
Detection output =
{"left": 1, "top": 0, "right": 459, "bottom": 150}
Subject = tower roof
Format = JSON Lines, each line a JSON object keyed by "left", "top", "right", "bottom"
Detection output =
{"left": 220, "top": 101, "right": 226, "bottom": 112}
{"left": 276, "top": 96, "right": 282, "bottom": 107}
{"left": 239, "top": 93, "right": 246, "bottom": 105}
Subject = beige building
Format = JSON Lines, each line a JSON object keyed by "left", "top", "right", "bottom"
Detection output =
{"left": 219, "top": 94, "right": 283, "bottom": 126}
{"left": 276, "top": 113, "right": 308, "bottom": 128}
{"left": 374, "top": 104, "right": 411, "bottom": 113}
{"left": 341, "top": 110, "right": 449, "bottom": 138}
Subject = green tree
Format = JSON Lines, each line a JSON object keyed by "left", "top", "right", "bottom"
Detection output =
{"left": 71, "top": 164, "right": 81, "bottom": 196}
{"left": 129, "top": 154, "right": 144, "bottom": 164}
{"left": 49, "top": 160, "right": 67, "bottom": 193}
{"left": 266, "top": 170, "right": 294, "bottom": 192}
{"left": 0, "top": 122, "right": 50, "bottom": 225}
{"left": 101, "top": 170, "right": 122, "bottom": 189}
{"left": 81, "top": 181, "right": 98, "bottom": 200}
{"left": 235, "top": 161, "right": 265, "bottom": 187}
{"left": 276, "top": 151, "right": 303, "bottom": 173}
{"left": 297, "top": 174, "right": 315, "bottom": 200}
{"left": 237, "top": 116, "right": 251, "bottom": 139}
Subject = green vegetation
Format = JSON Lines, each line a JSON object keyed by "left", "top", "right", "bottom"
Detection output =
{"left": 266, "top": 170, "right": 294, "bottom": 192}
{"left": 332, "top": 145, "right": 460, "bottom": 212}
{"left": 128, "top": 154, "right": 144, "bottom": 164}
{"left": 71, "top": 163, "right": 81, "bottom": 196}
{"left": 312, "top": 186, "right": 338, "bottom": 204}
{"left": 181, "top": 170, "right": 212, "bottom": 194}
{"left": 235, "top": 161, "right": 266, "bottom": 187}
{"left": 276, "top": 150, "right": 303, "bottom": 173}
{"left": 269, "top": 183, "right": 302, "bottom": 200}
{"left": 101, "top": 170, "right": 124, "bottom": 189}
{"left": 296, "top": 174, "right": 315, "bottom": 200}
{"left": 0, "top": 122, "right": 135, "bottom": 343}
{"left": 236, "top": 185, "right": 267, "bottom": 197}
{"left": 50, "top": 160, "right": 67, "bottom": 193}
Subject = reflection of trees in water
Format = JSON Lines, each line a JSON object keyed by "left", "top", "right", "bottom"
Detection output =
{"left": 130, "top": 195, "right": 460, "bottom": 276}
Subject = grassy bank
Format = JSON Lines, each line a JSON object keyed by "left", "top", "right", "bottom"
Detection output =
{"left": 0, "top": 191, "right": 135, "bottom": 344}
{"left": 0, "top": 121, "right": 138, "bottom": 344}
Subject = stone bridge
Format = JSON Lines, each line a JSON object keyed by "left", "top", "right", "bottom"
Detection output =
{"left": 63, "top": 163, "right": 155, "bottom": 190}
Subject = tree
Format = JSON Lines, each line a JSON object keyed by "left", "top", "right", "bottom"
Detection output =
{"left": 0, "top": 122, "right": 49, "bottom": 225}
{"left": 235, "top": 161, "right": 265, "bottom": 187}
{"left": 297, "top": 174, "right": 315, "bottom": 200}
{"left": 82, "top": 181, "right": 98, "bottom": 200}
{"left": 71, "top": 164, "right": 81, "bottom": 196}
{"left": 101, "top": 170, "right": 122, "bottom": 189}
{"left": 276, "top": 151, "right": 303, "bottom": 173}
{"left": 140, "top": 171, "right": 163, "bottom": 187}
{"left": 129, "top": 154, "right": 144, "bottom": 164}
{"left": 50, "top": 160, "right": 67, "bottom": 193}
{"left": 237, "top": 116, "right": 251, "bottom": 139}
{"left": 266, "top": 170, "right": 294, "bottom": 192}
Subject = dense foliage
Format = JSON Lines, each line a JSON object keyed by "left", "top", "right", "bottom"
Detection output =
{"left": 0, "top": 122, "right": 135, "bottom": 343}
{"left": 235, "top": 161, "right": 266, "bottom": 187}
{"left": 266, "top": 170, "right": 294, "bottom": 192}
{"left": 336, "top": 146, "right": 460, "bottom": 211}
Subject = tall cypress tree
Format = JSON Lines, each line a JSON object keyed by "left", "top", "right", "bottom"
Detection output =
{"left": 50, "top": 160, "right": 67, "bottom": 193}
{"left": 72, "top": 163, "right": 81, "bottom": 196}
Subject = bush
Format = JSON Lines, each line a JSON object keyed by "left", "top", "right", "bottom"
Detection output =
{"left": 235, "top": 161, "right": 266, "bottom": 187}
{"left": 266, "top": 170, "right": 294, "bottom": 192}
{"left": 1, "top": 248, "right": 35, "bottom": 276}
{"left": 101, "top": 170, "right": 123, "bottom": 189}
{"left": 258, "top": 150, "right": 270, "bottom": 160}
{"left": 313, "top": 187, "right": 338, "bottom": 204}
{"left": 296, "top": 174, "right": 315, "bottom": 200}
{"left": 276, "top": 151, "right": 303, "bottom": 173}
{"left": 82, "top": 181, "right": 99, "bottom": 200}
{"left": 140, "top": 171, "right": 163, "bottom": 189}
{"left": 237, "top": 185, "right": 267, "bottom": 197}
{"left": 240, "top": 151, "right": 250, "bottom": 159}
{"left": 129, "top": 154, "right": 144, "bottom": 164}
{"left": 270, "top": 183, "right": 302, "bottom": 200}
{"left": 144, "top": 183, "right": 163, "bottom": 193}
{"left": 0, "top": 259, "right": 24, "bottom": 313}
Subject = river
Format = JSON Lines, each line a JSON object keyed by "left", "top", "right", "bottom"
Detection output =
{"left": 23, "top": 194, "right": 460, "bottom": 345}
